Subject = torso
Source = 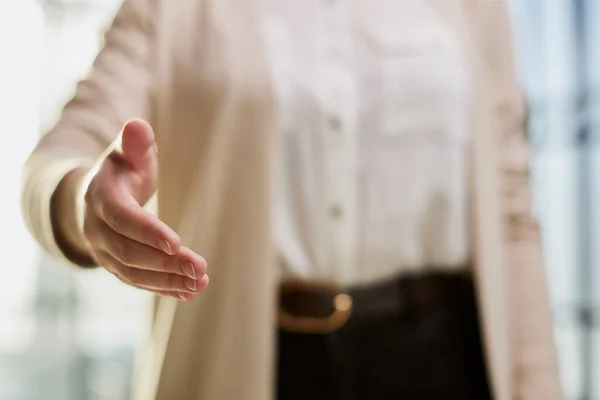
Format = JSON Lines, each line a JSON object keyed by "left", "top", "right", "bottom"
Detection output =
{"left": 139, "top": 2, "right": 551, "bottom": 399}
{"left": 261, "top": 0, "right": 473, "bottom": 285}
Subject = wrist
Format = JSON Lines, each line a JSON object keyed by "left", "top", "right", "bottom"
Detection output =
{"left": 51, "top": 167, "right": 96, "bottom": 267}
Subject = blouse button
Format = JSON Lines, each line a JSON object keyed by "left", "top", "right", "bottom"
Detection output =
{"left": 328, "top": 115, "right": 342, "bottom": 132}
{"left": 329, "top": 203, "right": 344, "bottom": 219}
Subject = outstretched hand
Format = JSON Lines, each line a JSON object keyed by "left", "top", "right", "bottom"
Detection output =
{"left": 82, "top": 119, "right": 208, "bottom": 301}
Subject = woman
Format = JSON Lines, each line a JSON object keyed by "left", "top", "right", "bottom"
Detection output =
{"left": 21, "top": 0, "right": 562, "bottom": 399}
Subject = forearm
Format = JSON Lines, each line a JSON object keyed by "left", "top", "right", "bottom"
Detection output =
{"left": 501, "top": 163, "right": 562, "bottom": 397}
{"left": 506, "top": 227, "right": 562, "bottom": 400}
{"left": 20, "top": 0, "right": 152, "bottom": 265}
{"left": 498, "top": 124, "right": 562, "bottom": 397}
{"left": 50, "top": 167, "right": 97, "bottom": 267}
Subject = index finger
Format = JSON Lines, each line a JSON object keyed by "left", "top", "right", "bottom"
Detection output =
{"left": 93, "top": 189, "right": 180, "bottom": 255}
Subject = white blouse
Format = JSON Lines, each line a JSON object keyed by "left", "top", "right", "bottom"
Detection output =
{"left": 262, "top": 0, "right": 473, "bottom": 286}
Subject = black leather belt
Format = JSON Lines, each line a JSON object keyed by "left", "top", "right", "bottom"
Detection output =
{"left": 278, "top": 271, "right": 474, "bottom": 334}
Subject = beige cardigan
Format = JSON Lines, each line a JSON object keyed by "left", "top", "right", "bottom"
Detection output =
{"left": 22, "top": 0, "right": 563, "bottom": 399}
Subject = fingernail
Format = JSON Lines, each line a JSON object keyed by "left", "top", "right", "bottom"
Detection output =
{"left": 182, "top": 262, "right": 196, "bottom": 279}
{"left": 178, "top": 293, "right": 187, "bottom": 301}
{"left": 159, "top": 240, "right": 172, "bottom": 255}
{"left": 184, "top": 277, "right": 197, "bottom": 292}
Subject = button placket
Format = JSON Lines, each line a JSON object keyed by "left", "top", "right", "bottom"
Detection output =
{"left": 318, "top": 0, "right": 358, "bottom": 282}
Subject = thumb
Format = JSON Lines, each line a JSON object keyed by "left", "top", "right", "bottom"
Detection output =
{"left": 120, "top": 118, "right": 156, "bottom": 173}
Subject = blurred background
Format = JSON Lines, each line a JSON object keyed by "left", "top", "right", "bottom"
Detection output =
{"left": 0, "top": 0, "right": 599, "bottom": 399}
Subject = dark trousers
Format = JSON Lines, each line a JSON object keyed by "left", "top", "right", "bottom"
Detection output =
{"left": 277, "top": 277, "right": 492, "bottom": 400}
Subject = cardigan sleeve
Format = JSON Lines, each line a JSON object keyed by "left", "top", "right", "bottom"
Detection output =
{"left": 21, "top": 0, "right": 156, "bottom": 265}
{"left": 462, "top": 2, "right": 563, "bottom": 398}
{"left": 499, "top": 96, "right": 563, "bottom": 400}
{"left": 474, "top": 3, "right": 563, "bottom": 399}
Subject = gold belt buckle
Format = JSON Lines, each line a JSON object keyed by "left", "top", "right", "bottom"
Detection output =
{"left": 278, "top": 280, "right": 353, "bottom": 334}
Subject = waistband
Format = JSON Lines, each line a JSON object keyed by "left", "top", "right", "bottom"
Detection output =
{"left": 278, "top": 270, "right": 474, "bottom": 334}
